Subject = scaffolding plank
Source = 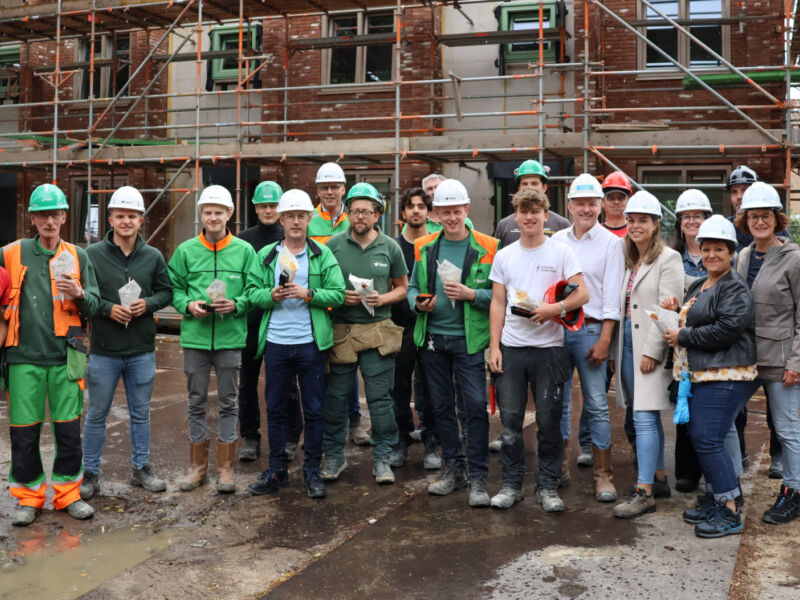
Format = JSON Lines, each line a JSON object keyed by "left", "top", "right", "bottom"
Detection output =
{"left": 437, "top": 28, "right": 566, "bottom": 47}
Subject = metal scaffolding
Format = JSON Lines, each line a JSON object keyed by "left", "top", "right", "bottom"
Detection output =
{"left": 0, "top": 0, "right": 796, "bottom": 243}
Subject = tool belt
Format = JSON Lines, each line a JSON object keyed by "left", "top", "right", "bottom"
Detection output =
{"left": 329, "top": 318, "right": 404, "bottom": 364}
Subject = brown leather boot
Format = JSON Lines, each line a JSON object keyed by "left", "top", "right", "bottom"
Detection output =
{"left": 593, "top": 445, "right": 618, "bottom": 502}
{"left": 558, "top": 439, "right": 570, "bottom": 489}
{"left": 216, "top": 440, "right": 237, "bottom": 493}
{"left": 178, "top": 439, "right": 209, "bottom": 492}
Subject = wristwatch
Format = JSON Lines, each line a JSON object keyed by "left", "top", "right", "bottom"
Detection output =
{"left": 305, "top": 288, "right": 315, "bottom": 303}
{"left": 559, "top": 301, "right": 567, "bottom": 318}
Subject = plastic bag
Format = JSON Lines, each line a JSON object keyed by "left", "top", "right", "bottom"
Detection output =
{"left": 509, "top": 285, "right": 541, "bottom": 311}
{"left": 644, "top": 307, "right": 679, "bottom": 335}
{"left": 349, "top": 274, "right": 375, "bottom": 317}
{"left": 277, "top": 246, "right": 298, "bottom": 286}
{"left": 50, "top": 250, "right": 75, "bottom": 301}
{"left": 206, "top": 278, "right": 227, "bottom": 320}
{"left": 436, "top": 259, "right": 462, "bottom": 309}
{"left": 118, "top": 279, "right": 142, "bottom": 330}
{"left": 673, "top": 370, "right": 691, "bottom": 425}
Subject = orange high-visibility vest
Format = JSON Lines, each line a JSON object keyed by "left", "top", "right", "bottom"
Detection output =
{"left": 2, "top": 239, "right": 83, "bottom": 348}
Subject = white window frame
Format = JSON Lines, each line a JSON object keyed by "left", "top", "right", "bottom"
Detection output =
{"left": 635, "top": 0, "right": 730, "bottom": 78}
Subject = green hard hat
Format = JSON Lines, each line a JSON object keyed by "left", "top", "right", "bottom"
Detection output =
{"left": 514, "top": 159, "right": 548, "bottom": 182}
{"left": 252, "top": 180, "right": 283, "bottom": 204}
{"left": 29, "top": 183, "right": 69, "bottom": 212}
{"left": 345, "top": 182, "right": 385, "bottom": 212}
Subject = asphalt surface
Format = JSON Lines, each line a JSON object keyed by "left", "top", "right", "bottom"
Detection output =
{"left": 0, "top": 334, "right": 797, "bottom": 599}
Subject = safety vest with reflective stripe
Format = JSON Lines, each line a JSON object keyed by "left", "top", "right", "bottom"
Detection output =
{"left": 2, "top": 239, "right": 83, "bottom": 347}
{"left": 307, "top": 204, "right": 349, "bottom": 245}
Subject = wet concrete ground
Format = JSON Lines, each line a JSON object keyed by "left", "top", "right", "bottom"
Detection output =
{"left": 0, "top": 334, "right": 798, "bottom": 599}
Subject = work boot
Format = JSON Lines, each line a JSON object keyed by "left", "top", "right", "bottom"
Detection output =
{"left": 216, "top": 440, "right": 237, "bottom": 493}
{"left": 131, "top": 464, "right": 166, "bottom": 492}
{"left": 694, "top": 502, "right": 743, "bottom": 538}
{"left": 321, "top": 455, "right": 347, "bottom": 481}
{"left": 768, "top": 454, "right": 784, "bottom": 479}
{"left": 389, "top": 440, "right": 408, "bottom": 468}
{"left": 373, "top": 461, "right": 395, "bottom": 484}
{"left": 675, "top": 478, "right": 699, "bottom": 493}
{"left": 577, "top": 444, "right": 594, "bottom": 467}
{"left": 422, "top": 432, "right": 442, "bottom": 470}
{"left": 248, "top": 469, "right": 288, "bottom": 495}
{"left": 488, "top": 437, "right": 503, "bottom": 453}
{"left": 348, "top": 417, "right": 371, "bottom": 446}
{"left": 80, "top": 471, "right": 100, "bottom": 500}
{"left": 11, "top": 506, "right": 39, "bottom": 527}
{"left": 303, "top": 471, "right": 326, "bottom": 499}
{"left": 490, "top": 486, "right": 524, "bottom": 509}
{"left": 65, "top": 499, "right": 95, "bottom": 520}
{"left": 468, "top": 478, "right": 491, "bottom": 507}
{"left": 763, "top": 485, "right": 800, "bottom": 525}
{"left": 286, "top": 441, "right": 299, "bottom": 462}
{"left": 238, "top": 438, "right": 260, "bottom": 462}
{"left": 557, "top": 439, "right": 570, "bottom": 489}
{"left": 652, "top": 475, "right": 671, "bottom": 498}
{"left": 178, "top": 439, "right": 210, "bottom": 492}
{"left": 592, "top": 446, "right": 617, "bottom": 502}
{"left": 684, "top": 491, "right": 715, "bottom": 524}
{"left": 613, "top": 486, "right": 655, "bottom": 519}
{"left": 536, "top": 487, "right": 566, "bottom": 513}
{"left": 427, "top": 460, "right": 467, "bottom": 496}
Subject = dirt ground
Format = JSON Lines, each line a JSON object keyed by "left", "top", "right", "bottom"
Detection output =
{"left": 1, "top": 335, "right": 798, "bottom": 599}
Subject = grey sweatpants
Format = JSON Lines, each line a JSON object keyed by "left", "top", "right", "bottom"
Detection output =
{"left": 184, "top": 348, "right": 241, "bottom": 443}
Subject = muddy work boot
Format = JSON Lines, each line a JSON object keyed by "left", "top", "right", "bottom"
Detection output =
{"left": 577, "top": 444, "right": 594, "bottom": 467}
{"left": 348, "top": 417, "right": 371, "bottom": 446}
{"left": 536, "top": 487, "right": 566, "bottom": 513}
{"left": 238, "top": 438, "right": 260, "bottom": 462}
{"left": 248, "top": 470, "right": 289, "bottom": 495}
{"left": 216, "top": 440, "right": 237, "bottom": 493}
{"left": 768, "top": 454, "right": 784, "bottom": 480}
{"left": 178, "top": 439, "right": 209, "bottom": 492}
{"left": 428, "top": 460, "right": 467, "bottom": 496}
{"left": 11, "top": 506, "right": 39, "bottom": 527}
{"left": 303, "top": 471, "right": 326, "bottom": 499}
{"left": 389, "top": 440, "right": 408, "bottom": 468}
{"left": 468, "top": 478, "right": 491, "bottom": 507}
{"left": 422, "top": 432, "right": 442, "bottom": 470}
{"left": 131, "top": 464, "right": 166, "bottom": 493}
{"left": 65, "top": 499, "right": 95, "bottom": 520}
{"left": 652, "top": 475, "right": 671, "bottom": 499}
{"left": 613, "top": 486, "right": 655, "bottom": 519}
{"left": 373, "top": 461, "right": 395, "bottom": 484}
{"left": 491, "top": 486, "right": 524, "bottom": 510}
{"left": 592, "top": 446, "right": 617, "bottom": 502}
{"left": 80, "top": 471, "right": 100, "bottom": 500}
{"left": 321, "top": 455, "right": 347, "bottom": 481}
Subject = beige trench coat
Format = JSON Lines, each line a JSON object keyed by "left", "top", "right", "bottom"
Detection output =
{"left": 613, "top": 247, "right": 684, "bottom": 411}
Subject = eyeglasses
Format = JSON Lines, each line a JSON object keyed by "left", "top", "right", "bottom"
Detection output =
{"left": 348, "top": 209, "right": 375, "bottom": 218}
{"left": 747, "top": 213, "right": 775, "bottom": 223}
{"left": 317, "top": 184, "right": 342, "bottom": 191}
{"left": 681, "top": 214, "right": 706, "bottom": 223}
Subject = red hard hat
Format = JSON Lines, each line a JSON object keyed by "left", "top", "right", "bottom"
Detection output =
{"left": 543, "top": 280, "right": 585, "bottom": 332}
{"left": 601, "top": 171, "right": 633, "bottom": 196}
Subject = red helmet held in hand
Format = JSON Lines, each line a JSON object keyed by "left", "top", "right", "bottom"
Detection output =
{"left": 543, "top": 280, "right": 585, "bottom": 332}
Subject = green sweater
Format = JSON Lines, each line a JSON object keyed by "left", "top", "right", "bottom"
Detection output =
{"left": 86, "top": 230, "right": 173, "bottom": 357}
{"left": 247, "top": 238, "right": 345, "bottom": 355}
{"left": 0, "top": 236, "right": 100, "bottom": 365}
{"left": 168, "top": 231, "right": 257, "bottom": 351}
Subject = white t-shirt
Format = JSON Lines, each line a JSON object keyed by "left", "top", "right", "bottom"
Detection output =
{"left": 489, "top": 237, "right": 582, "bottom": 348}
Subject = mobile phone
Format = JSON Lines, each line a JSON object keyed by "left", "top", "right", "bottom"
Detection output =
{"left": 279, "top": 272, "right": 289, "bottom": 287}
{"left": 200, "top": 303, "right": 216, "bottom": 313}
{"left": 417, "top": 293, "right": 434, "bottom": 303}
{"left": 510, "top": 305, "right": 533, "bottom": 318}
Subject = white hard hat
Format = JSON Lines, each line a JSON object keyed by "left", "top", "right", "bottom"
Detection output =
{"left": 315, "top": 162, "right": 346, "bottom": 184}
{"left": 108, "top": 186, "right": 145, "bottom": 212}
{"left": 675, "top": 189, "right": 712, "bottom": 214}
{"left": 624, "top": 190, "right": 662, "bottom": 219}
{"left": 567, "top": 173, "right": 603, "bottom": 200}
{"left": 198, "top": 185, "right": 234, "bottom": 209}
{"left": 432, "top": 178, "right": 470, "bottom": 206}
{"left": 277, "top": 189, "right": 314, "bottom": 214}
{"left": 740, "top": 181, "right": 782, "bottom": 211}
{"left": 696, "top": 214, "right": 737, "bottom": 245}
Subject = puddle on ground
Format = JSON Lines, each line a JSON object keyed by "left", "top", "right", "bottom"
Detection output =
{"left": 0, "top": 525, "right": 177, "bottom": 599}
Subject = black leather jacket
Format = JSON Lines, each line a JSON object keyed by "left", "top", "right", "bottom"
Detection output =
{"left": 677, "top": 270, "right": 756, "bottom": 371}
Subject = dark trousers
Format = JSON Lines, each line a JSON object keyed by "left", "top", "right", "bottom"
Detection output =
{"left": 393, "top": 326, "right": 437, "bottom": 443}
{"left": 264, "top": 341, "right": 327, "bottom": 475}
{"left": 421, "top": 334, "right": 489, "bottom": 480}
{"left": 495, "top": 345, "right": 571, "bottom": 490}
{"left": 675, "top": 423, "right": 702, "bottom": 484}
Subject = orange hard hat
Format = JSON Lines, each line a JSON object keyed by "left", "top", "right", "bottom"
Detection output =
{"left": 543, "top": 280, "right": 585, "bottom": 332}
{"left": 601, "top": 171, "right": 633, "bottom": 196}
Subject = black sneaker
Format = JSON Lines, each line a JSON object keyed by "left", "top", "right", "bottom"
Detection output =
{"left": 248, "top": 470, "right": 289, "bottom": 496}
{"left": 763, "top": 485, "right": 800, "bottom": 525}
{"left": 684, "top": 492, "right": 715, "bottom": 524}
{"left": 694, "top": 502, "right": 743, "bottom": 538}
{"left": 652, "top": 476, "right": 671, "bottom": 499}
{"left": 303, "top": 471, "right": 326, "bottom": 499}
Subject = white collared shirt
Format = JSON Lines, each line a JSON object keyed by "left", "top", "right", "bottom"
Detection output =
{"left": 552, "top": 221, "right": 624, "bottom": 321}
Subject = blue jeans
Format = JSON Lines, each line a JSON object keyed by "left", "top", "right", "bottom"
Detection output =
{"left": 689, "top": 380, "right": 758, "bottom": 502}
{"left": 561, "top": 323, "right": 611, "bottom": 450}
{"left": 264, "top": 341, "right": 326, "bottom": 475}
{"left": 762, "top": 380, "right": 800, "bottom": 489}
{"left": 421, "top": 334, "right": 489, "bottom": 479}
{"left": 83, "top": 352, "right": 156, "bottom": 473}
